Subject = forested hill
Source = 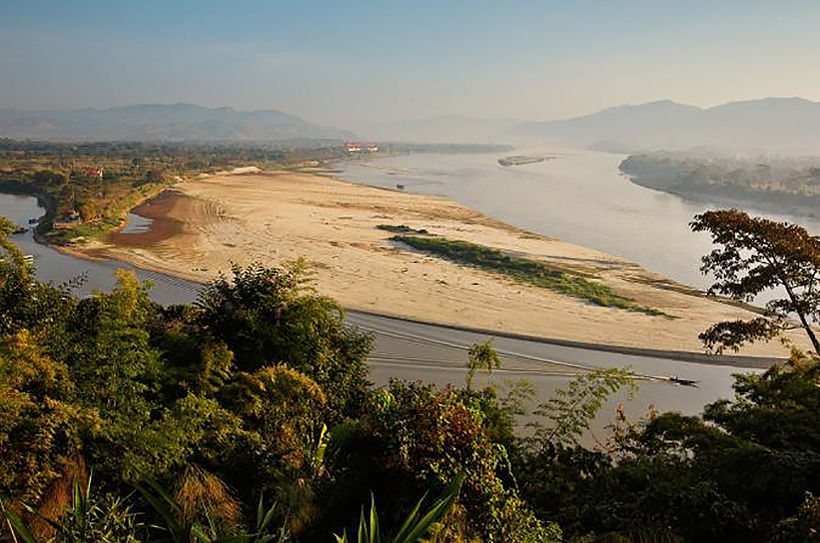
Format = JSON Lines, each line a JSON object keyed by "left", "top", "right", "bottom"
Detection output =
{"left": 620, "top": 152, "right": 820, "bottom": 216}
{"left": 0, "top": 103, "right": 355, "bottom": 142}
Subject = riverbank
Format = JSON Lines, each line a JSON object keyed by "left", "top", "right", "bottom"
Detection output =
{"left": 619, "top": 153, "right": 820, "bottom": 219}
{"left": 68, "top": 169, "right": 806, "bottom": 358}
{"left": 0, "top": 179, "right": 57, "bottom": 238}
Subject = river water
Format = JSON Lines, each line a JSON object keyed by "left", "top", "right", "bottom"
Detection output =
{"left": 0, "top": 194, "right": 198, "bottom": 304}
{"left": 335, "top": 148, "right": 820, "bottom": 290}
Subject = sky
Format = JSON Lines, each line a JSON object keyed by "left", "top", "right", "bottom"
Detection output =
{"left": 1, "top": 0, "right": 820, "bottom": 129}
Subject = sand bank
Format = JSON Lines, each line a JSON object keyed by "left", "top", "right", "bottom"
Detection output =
{"left": 76, "top": 170, "right": 806, "bottom": 358}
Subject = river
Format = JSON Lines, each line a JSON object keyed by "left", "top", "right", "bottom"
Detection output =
{"left": 334, "top": 148, "right": 820, "bottom": 291}
{"left": 0, "top": 194, "right": 197, "bottom": 304}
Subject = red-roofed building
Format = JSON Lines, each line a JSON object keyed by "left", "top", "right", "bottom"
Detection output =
{"left": 82, "top": 168, "right": 104, "bottom": 179}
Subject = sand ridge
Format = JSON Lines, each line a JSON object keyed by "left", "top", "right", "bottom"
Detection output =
{"left": 76, "top": 169, "right": 806, "bottom": 358}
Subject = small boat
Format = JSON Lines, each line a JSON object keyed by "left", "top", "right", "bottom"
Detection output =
{"left": 396, "top": 184, "right": 405, "bottom": 190}
{"left": 669, "top": 376, "right": 700, "bottom": 387}
{"left": 28, "top": 218, "right": 39, "bottom": 224}
{"left": 498, "top": 155, "right": 548, "bottom": 167}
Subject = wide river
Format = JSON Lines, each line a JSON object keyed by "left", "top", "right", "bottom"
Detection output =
{"left": 335, "top": 148, "right": 820, "bottom": 290}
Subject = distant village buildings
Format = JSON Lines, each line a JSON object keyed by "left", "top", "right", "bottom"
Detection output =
{"left": 81, "top": 168, "right": 104, "bottom": 180}
{"left": 53, "top": 209, "right": 81, "bottom": 229}
{"left": 344, "top": 142, "right": 379, "bottom": 154}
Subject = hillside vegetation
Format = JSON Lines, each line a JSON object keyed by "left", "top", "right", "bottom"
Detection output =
{"left": 2, "top": 214, "right": 820, "bottom": 541}
{"left": 392, "top": 235, "right": 669, "bottom": 317}
{"left": 620, "top": 152, "right": 820, "bottom": 215}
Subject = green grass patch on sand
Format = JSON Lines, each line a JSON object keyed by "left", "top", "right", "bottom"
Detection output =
{"left": 376, "top": 224, "right": 430, "bottom": 234}
{"left": 392, "top": 235, "right": 672, "bottom": 318}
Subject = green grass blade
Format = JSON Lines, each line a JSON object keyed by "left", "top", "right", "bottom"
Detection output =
{"left": 357, "top": 505, "right": 367, "bottom": 543}
{"left": 135, "top": 479, "right": 184, "bottom": 537}
{"left": 1, "top": 504, "right": 38, "bottom": 543}
{"left": 368, "top": 493, "right": 379, "bottom": 543}
{"left": 393, "top": 493, "right": 425, "bottom": 538}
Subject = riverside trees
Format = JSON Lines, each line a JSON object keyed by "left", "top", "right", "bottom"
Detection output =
{"left": 5, "top": 210, "right": 820, "bottom": 542}
{"left": 0, "top": 226, "right": 557, "bottom": 541}
{"left": 691, "top": 209, "right": 820, "bottom": 355}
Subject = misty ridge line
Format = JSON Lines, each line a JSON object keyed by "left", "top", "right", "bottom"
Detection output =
{"left": 3, "top": 96, "right": 820, "bottom": 154}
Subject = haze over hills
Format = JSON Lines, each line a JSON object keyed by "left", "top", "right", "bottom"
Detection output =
{"left": 0, "top": 103, "right": 355, "bottom": 142}
{"left": 359, "top": 115, "right": 518, "bottom": 144}
{"left": 4, "top": 98, "right": 820, "bottom": 153}
{"left": 505, "top": 97, "right": 820, "bottom": 154}
{"left": 359, "top": 97, "right": 820, "bottom": 155}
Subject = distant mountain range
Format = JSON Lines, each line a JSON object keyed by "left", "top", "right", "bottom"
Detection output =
{"left": 361, "top": 97, "right": 820, "bottom": 155}
{"left": 0, "top": 103, "right": 354, "bottom": 142}
{"left": 506, "top": 97, "right": 820, "bottom": 154}
{"left": 4, "top": 98, "right": 820, "bottom": 153}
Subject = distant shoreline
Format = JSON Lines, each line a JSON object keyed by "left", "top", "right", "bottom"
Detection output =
{"left": 619, "top": 155, "right": 820, "bottom": 220}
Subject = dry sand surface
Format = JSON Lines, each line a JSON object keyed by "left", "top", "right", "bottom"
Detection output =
{"left": 76, "top": 170, "right": 806, "bottom": 358}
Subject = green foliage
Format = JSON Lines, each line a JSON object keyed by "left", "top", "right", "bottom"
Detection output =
{"left": 392, "top": 235, "right": 669, "bottom": 316}
{"left": 1, "top": 502, "right": 38, "bottom": 543}
{"left": 137, "top": 474, "right": 289, "bottom": 543}
{"left": 326, "top": 381, "right": 560, "bottom": 542}
{"left": 197, "top": 260, "right": 372, "bottom": 416}
{"left": 528, "top": 368, "right": 636, "bottom": 450}
{"left": 621, "top": 152, "right": 820, "bottom": 215}
{"left": 76, "top": 200, "right": 98, "bottom": 221}
{"left": 333, "top": 476, "right": 462, "bottom": 543}
{"left": 518, "top": 351, "right": 820, "bottom": 542}
{"left": 692, "top": 209, "right": 820, "bottom": 355}
{"left": 9, "top": 221, "right": 820, "bottom": 542}
{"left": 0, "top": 216, "right": 17, "bottom": 237}
{"left": 0, "top": 329, "right": 95, "bottom": 503}
{"left": 2, "top": 475, "right": 142, "bottom": 543}
{"left": 771, "top": 492, "right": 820, "bottom": 542}
{"left": 374, "top": 225, "right": 428, "bottom": 235}
{"left": 466, "top": 340, "right": 502, "bottom": 391}
{"left": 0, "top": 219, "right": 74, "bottom": 338}
{"left": 31, "top": 169, "right": 68, "bottom": 188}
{"left": 49, "top": 475, "right": 142, "bottom": 542}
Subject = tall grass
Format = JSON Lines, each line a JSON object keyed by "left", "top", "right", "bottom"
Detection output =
{"left": 392, "top": 235, "right": 670, "bottom": 317}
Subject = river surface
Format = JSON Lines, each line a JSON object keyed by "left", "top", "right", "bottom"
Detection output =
{"left": 335, "top": 148, "right": 820, "bottom": 291}
{"left": 0, "top": 194, "right": 197, "bottom": 304}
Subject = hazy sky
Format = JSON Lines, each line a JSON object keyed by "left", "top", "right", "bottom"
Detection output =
{"left": 2, "top": 0, "right": 819, "bottom": 128}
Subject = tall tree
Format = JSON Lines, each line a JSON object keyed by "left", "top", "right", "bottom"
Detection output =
{"left": 196, "top": 260, "right": 372, "bottom": 416}
{"left": 691, "top": 209, "right": 820, "bottom": 355}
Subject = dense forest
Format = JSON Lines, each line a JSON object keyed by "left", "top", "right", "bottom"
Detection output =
{"left": 620, "top": 152, "right": 820, "bottom": 216}
{"left": 2, "top": 208, "right": 820, "bottom": 542}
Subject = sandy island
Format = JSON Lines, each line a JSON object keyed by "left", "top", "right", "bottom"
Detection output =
{"left": 74, "top": 169, "right": 807, "bottom": 358}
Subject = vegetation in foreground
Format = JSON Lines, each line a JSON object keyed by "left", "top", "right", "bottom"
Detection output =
{"left": 3, "top": 209, "right": 820, "bottom": 542}
{"left": 392, "top": 234, "right": 669, "bottom": 317}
